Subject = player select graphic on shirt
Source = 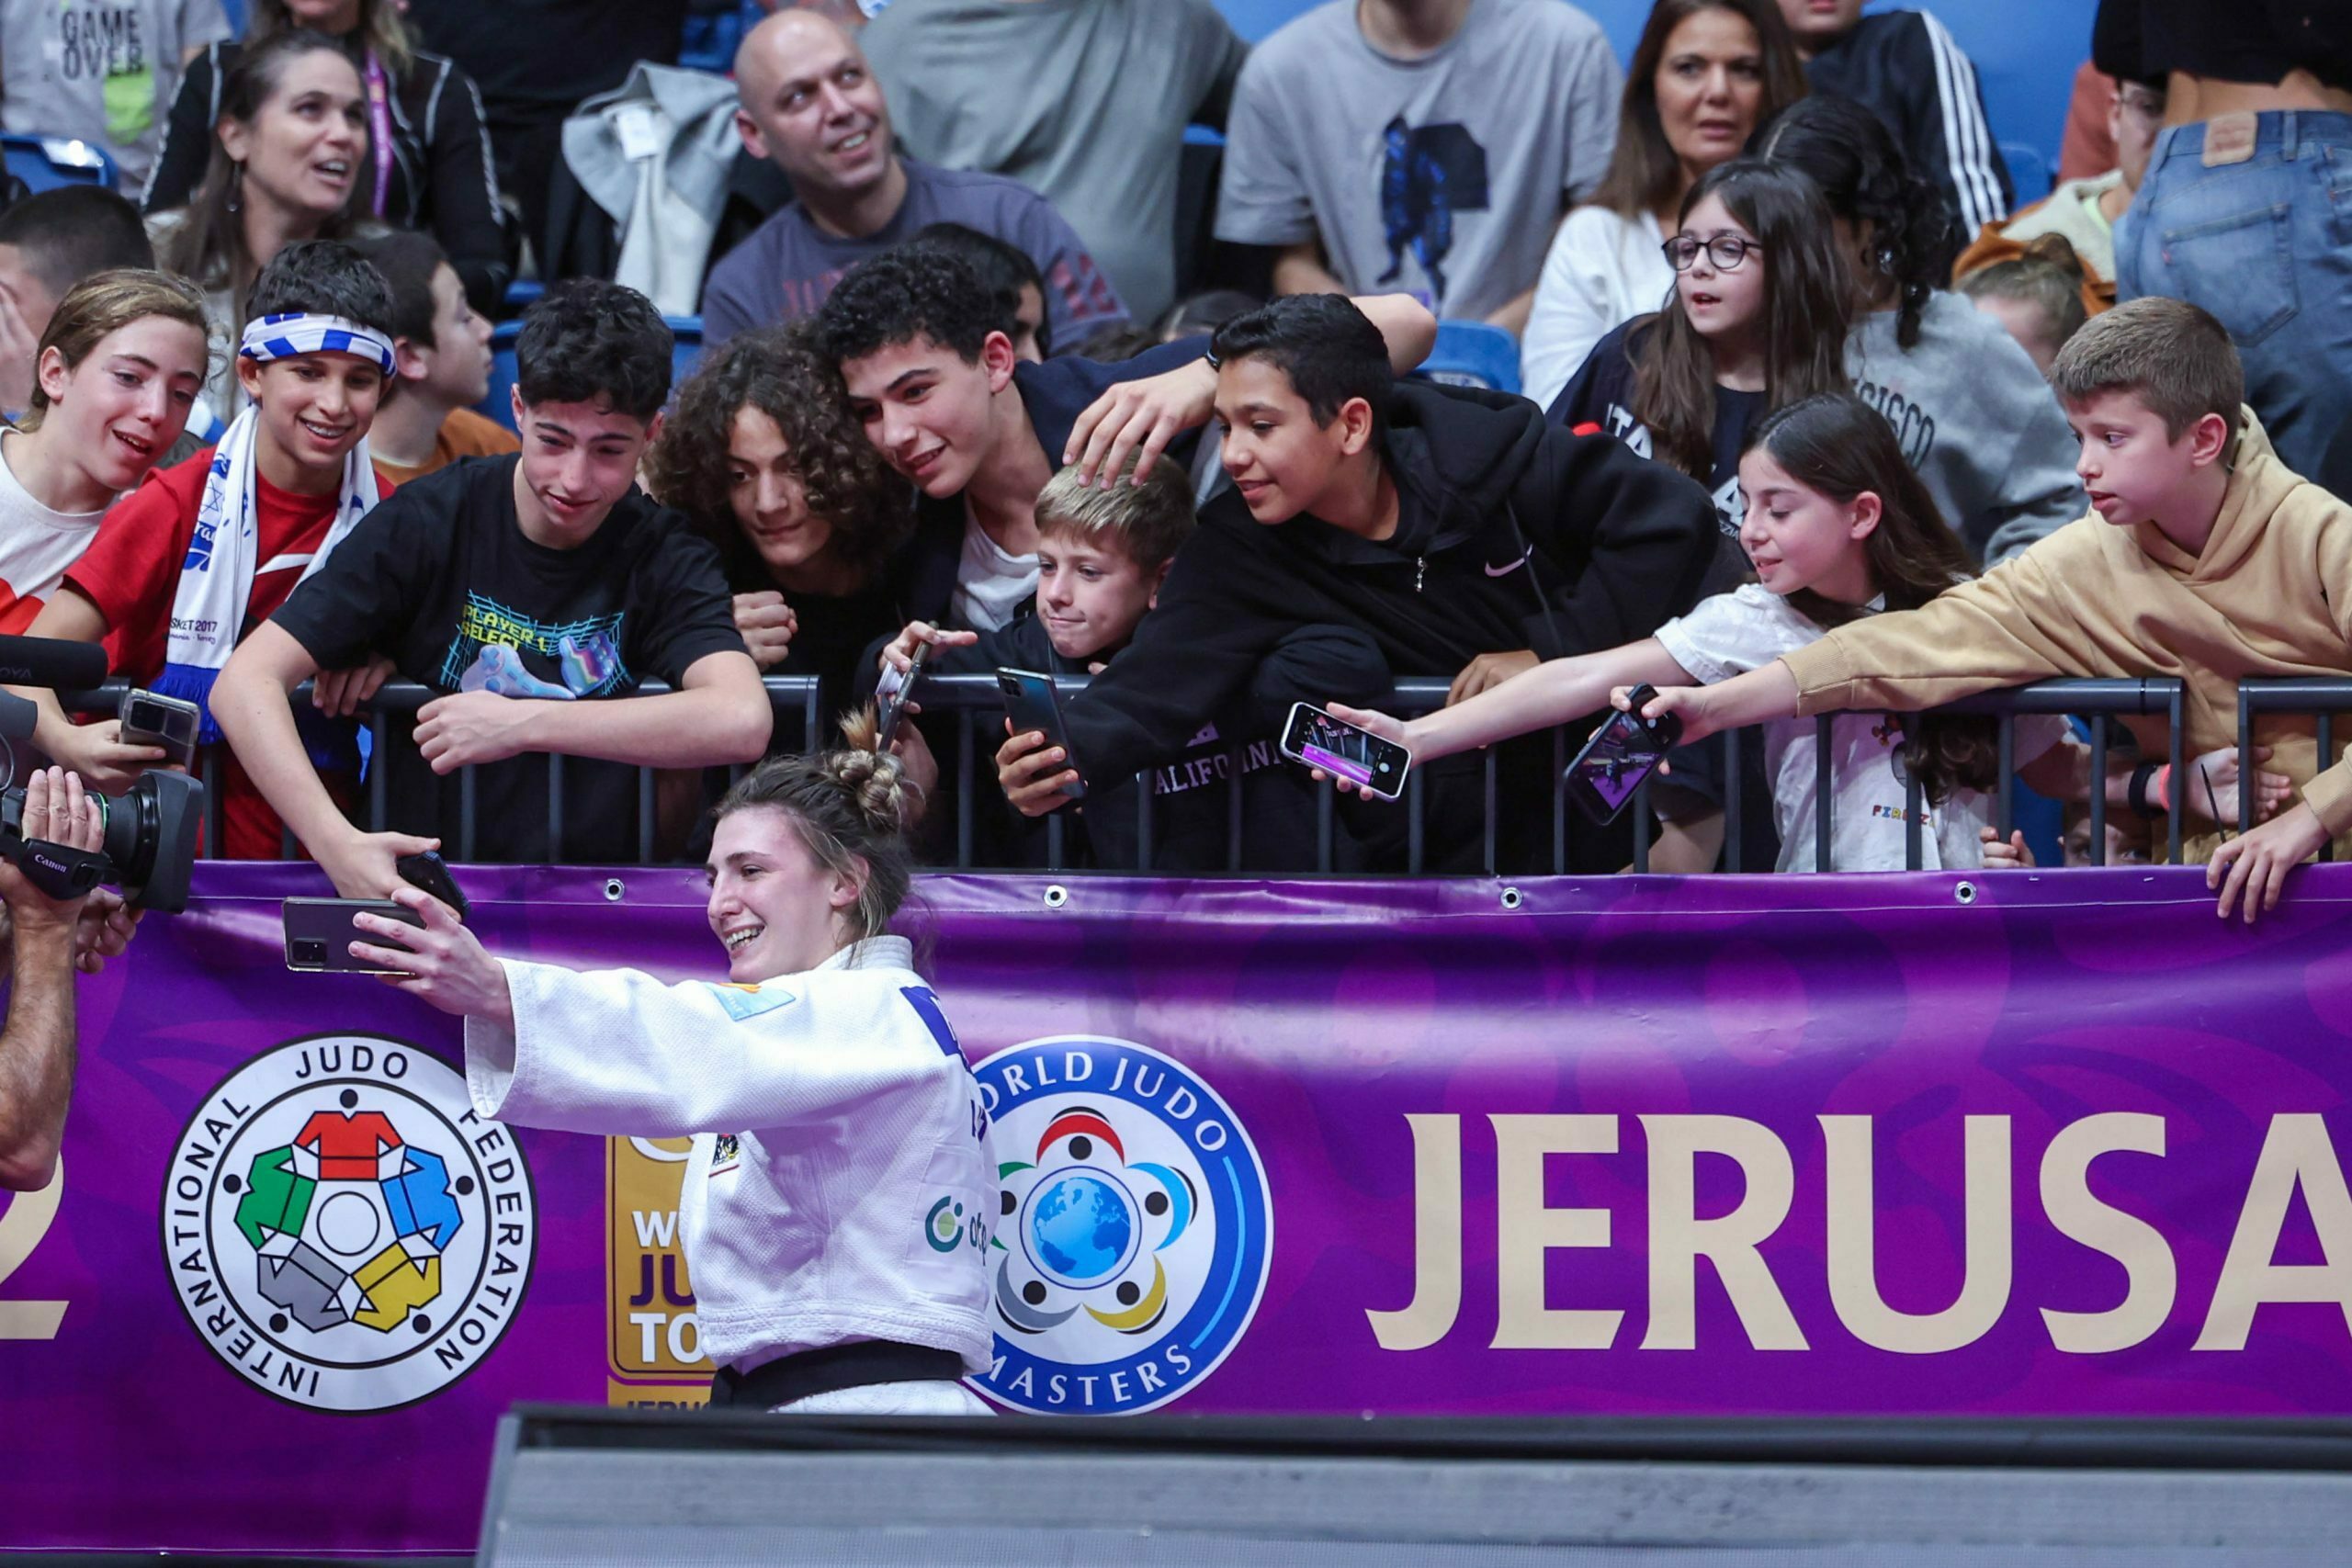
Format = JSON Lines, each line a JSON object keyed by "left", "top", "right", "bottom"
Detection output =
{"left": 441, "top": 592, "right": 631, "bottom": 698}
{"left": 1377, "top": 117, "right": 1490, "bottom": 307}
{"left": 164, "top": 1036, "right": 537, "bottom": 1413}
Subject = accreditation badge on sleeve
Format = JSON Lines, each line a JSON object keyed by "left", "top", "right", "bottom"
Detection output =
{"left": 707, "top": 983, "right": 797, "bottom": 1022}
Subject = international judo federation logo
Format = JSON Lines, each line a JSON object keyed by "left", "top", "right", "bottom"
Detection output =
{"left": 163, "top": 1035, "right": 537, "bottom": 1413}
{"left": 972, "top": 1037, "right": 1270, "bottom": 1414}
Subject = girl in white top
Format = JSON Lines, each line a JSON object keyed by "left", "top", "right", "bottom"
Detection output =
{"left": 356, "top": 749, "right": 998, "bottom": 1415}
{"left": 0, "top": 269, "right": 210, "bottom": 633}
{"left": 1521, "top": 0, "right": 1809, "bottom": 411}
{"left": 1324, "top": 393, "right": 2273, "bottom": 872}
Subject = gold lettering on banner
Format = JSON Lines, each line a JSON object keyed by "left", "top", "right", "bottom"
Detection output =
{"left": 2196, "top": 1113, "right": 2352, "bottom": 1351}
{"left": 0, "top": 1153, "right": 67, "bottom": 1339}
{"left": 1370, "top": 1111, "right": 2352, "bottom": 1357}
{"left": 605, "top": 1135, "right": 711, "bottom": 1406}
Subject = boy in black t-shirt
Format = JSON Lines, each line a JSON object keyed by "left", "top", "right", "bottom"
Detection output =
{"left": 212, "top": 281, "right": 766, "bottom": 891}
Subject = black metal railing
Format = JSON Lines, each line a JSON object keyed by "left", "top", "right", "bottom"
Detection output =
{"left": 910, "top": 672, "right": 2191, "bottom": 874}
{"left": 75, "top": 670, "right": 2345, "bottom": 875}
{"left": 2238, "top": 678, "right": 2352, "bottom": 859}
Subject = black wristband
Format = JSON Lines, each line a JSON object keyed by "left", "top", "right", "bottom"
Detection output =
{"left": 2127, "top": 760, "right": 2161, "bottom": 818}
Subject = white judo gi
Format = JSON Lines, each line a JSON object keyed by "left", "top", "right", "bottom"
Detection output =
{"left": 463, "top": 934, "right": 997, "bottom": 1413}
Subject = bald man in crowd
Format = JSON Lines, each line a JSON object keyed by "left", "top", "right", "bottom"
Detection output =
{"left": 702, "top": 7, "right": 1128, "bottom": 350}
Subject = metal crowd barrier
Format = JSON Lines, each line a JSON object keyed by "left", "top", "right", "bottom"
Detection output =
{"left": 2237, "top": 678, "right": 2352, "bottom": 859}
{"left": 70, "top": 670, "right": 2323, "bottom": 875}
{"left": 910, "top": 672, "right": 2189, "bottom": 875}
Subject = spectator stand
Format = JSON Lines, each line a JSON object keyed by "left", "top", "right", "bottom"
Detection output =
{"left": 478, "top": 314, "right": 704, "bottom": 429}
{"left": 1206, "top": 0, "right": 2092, "bottom": 208}
{"left": 0, "top": 132, "right": 117, "bottom": 195}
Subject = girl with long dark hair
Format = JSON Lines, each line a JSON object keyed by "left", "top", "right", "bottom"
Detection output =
{"left": 1550, "top": 158, "right": 1850, "bottom": 591}
{"left": 1756, "top": 94, "right": 2086, "bottom": 564}
{"left": 1521, "top": 0, "right": 1807, "bottom": 408}
{"left": 149, "top": 31, "right": 370, "bottom": 415}
{"left": 1323, "top": 394, "right": 2102, "bottom": 873}
{"left": 145, "top": 0, "right": 508, "bottom": 312}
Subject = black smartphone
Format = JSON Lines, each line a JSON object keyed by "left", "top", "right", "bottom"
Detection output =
{"left": 396, "top": 851, "right": 469, "bottom": 921}
{"left": 118, "top": 688, "right": 199, "bottom": 769}
{"left": 996, "top": 668, "right": 1084, "bottom": 800}
{"left": 876, "top": 641, "right": 928, "bottom": 751}
{"left": 283, "top": 897, "right": 424, "bottom": 975}
{"left": 1564, "top": 683, "right": 1684, "bottom": 824}
{"left": 1279, "top": 702, "right": 1410, "bottom": 802}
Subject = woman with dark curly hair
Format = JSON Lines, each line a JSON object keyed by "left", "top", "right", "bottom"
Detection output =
{"left": 645, "top": 324, "right": 918, "bottom": 733}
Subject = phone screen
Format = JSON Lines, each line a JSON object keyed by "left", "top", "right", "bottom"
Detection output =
{"left": 876, "top": 643, "right": 927, "bottom": 750}
{"left": 1281, "top": 705, "right": 1409, "bottom": 800}
{"left": 1566, "top": 708, "right": 1670, "bottom": 821}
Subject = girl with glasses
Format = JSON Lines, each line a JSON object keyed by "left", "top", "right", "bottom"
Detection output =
{"left": 1519, "top": 0, "right": 1809, "bottom": 410}
{"left": 1549, "top": 158, "right": 1853, "bottom": 594}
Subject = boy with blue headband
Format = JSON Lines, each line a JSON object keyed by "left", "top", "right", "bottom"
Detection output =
{"left": 214, "top": 279, "right": 766, "bottom": 892}
{"left": 19, "top": 240, "right": 401, "bottom": 859}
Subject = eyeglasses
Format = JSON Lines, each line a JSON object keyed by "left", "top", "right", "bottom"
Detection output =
{"left": 1661, "top": 234, "right": 1762, "bottom": 272}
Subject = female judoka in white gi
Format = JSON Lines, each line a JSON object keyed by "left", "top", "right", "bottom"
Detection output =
{"left": 354, "top": 749, "right": 997, "bottom": 1415}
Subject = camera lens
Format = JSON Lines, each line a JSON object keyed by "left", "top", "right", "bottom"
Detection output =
{"left": 292, "top": 938, "right": 328, "bottom": 967}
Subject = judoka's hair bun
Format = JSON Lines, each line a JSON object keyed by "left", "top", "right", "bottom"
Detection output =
{"left": 821, "top": 742, "right": 911, "bottom": 840}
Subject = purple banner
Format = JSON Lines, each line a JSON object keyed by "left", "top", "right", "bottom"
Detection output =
{"left": 7, "top": 863, "right": 2352, "bottom": 1552}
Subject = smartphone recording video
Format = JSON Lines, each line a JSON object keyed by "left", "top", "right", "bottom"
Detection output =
{"left": 1564, "top": 685, "right": 1682, "bottom": 824}
{"left": 1280, "top": 704, "right": 1410, "bottom": 802}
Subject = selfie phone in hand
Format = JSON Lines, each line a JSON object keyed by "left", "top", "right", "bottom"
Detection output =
{"left": 996, "top": 668, "right": 1085, "bottom": 800}
{"left": 118, "top": 688, "right": 200, "bottom": 768}
{"left": 283, "top": 897, "right": 424, "bottom": 975}
{"left": 876, "top": 641, "right": 928, "bottom": 750}
{"left": 1279, "top": 702, "right": 1409, "bottom": 802}
{"left": 396, "top": 851, "right": 469, "bottom": 921}
{"left": 1564, "top": 683, "right": 1684, "bottom": 823}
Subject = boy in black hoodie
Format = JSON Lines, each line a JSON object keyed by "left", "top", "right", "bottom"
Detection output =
{"left": 999, "top": 293, "right": 1718, "bottom": 873}
{"left": 890, "top": 449, "right": 1388, "bottom": 870}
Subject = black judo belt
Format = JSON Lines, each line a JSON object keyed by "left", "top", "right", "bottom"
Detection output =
{"left": 707, "top": 1339, "right": 965, "bottom": 1410}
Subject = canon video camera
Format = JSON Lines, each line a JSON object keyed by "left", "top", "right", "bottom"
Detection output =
{"left": 0, "top": 633, "right": 205, "bottom": 912}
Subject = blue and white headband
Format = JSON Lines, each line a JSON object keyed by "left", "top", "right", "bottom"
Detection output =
{"left": 238, "top": 312, "right": 398, "bottom": 376}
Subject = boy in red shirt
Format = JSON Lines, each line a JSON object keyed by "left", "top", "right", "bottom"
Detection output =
{"left": 17, "top": 241, "right": 401, "bottom": 858}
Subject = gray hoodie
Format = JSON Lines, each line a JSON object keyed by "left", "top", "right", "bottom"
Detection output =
{"left": 1847, "top": 289, "right": 2088, "bottom": 565}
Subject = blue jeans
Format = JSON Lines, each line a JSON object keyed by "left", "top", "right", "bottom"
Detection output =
{"left": 2116, "top": 111, "right": 2352, "bottom": 479}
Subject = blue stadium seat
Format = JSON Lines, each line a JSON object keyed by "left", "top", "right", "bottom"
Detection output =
{"left": 0, "top": 132, "right": 117, "bottom": 194}
{"left": 1416, "top": 320, "right": 1521, "bottom": 397}
{"left": 477, "top": 316, "right": 705, "bottom": 431}
{"left": 2000, "top": 140, "right": 2055, "bottom": 204}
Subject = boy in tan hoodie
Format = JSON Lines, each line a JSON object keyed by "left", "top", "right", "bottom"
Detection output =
{"left": 1626, "top": 296, "right": 2352, "bottom": 924}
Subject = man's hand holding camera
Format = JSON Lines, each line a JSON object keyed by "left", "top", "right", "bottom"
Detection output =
{"left": 0, "top": 768, "right": 141, "bottom": 978}
{"left": 0, "top": 768, "right": 138, "bottom": 1190}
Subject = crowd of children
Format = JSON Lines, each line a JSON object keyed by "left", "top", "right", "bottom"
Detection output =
{"left": 0, "top": 1, "right": 2343, "bottom": 930}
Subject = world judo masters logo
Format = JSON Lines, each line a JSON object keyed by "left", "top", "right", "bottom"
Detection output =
{"left": 163, "top": 1034, "right": 537, "bottom": 1413}
{"left": 973, "top": 1036, "right": 1271, "bottom": 1414}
